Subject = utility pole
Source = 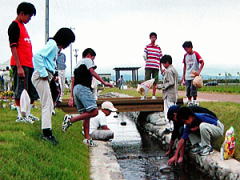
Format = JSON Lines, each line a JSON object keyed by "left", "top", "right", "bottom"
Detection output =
{"left": 70, "top": 27, "right": 75, "bottom": 78}
{"left": 70, "top": 43, "right": 73, "bottom": 77}
{"left": 74, "top": 49, "right": 79, "bottom": 65}
{"left": 45, "top": 0, "right": 49, "bottom": 43}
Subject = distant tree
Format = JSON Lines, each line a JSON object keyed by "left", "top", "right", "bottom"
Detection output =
{"left": 225, "top": 72, "right": 228, "bottom": 85}
{"left": 102, "top": 77, "right": 110, "bottom": 82}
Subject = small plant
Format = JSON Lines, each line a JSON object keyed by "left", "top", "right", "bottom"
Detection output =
{"left": 0, "top": 91, "right": 14, "bottom": 99}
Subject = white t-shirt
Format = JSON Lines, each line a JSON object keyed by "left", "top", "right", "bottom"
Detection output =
{"left": 89, "top": 110, "right": 107, "bottom": 134}
{"left": 183, "top": 51, "right": 203, "bottom": 80}
{"left": 2, "top": 71, "right": 10, "bottom": 81}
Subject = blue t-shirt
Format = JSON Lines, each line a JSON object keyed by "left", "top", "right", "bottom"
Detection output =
{"left": 33, "top": 39, "right": 58, "bottom": 77}
{"left": 56, "top": 53, "right": 66, "bottom": 70}
{"left": 181, "top": 113, "right": 218, "bottom": 140}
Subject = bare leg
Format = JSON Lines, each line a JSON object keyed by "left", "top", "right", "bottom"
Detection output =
{"left": 83, "top": 118, "right": 90, "bottom": 139}
{"left": 152, "top": 84, "right": 157, "bottom": 96}
{"left": 70, "top": 109, "right": 98, "bottom": 123}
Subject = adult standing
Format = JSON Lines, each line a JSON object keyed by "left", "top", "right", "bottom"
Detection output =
{"left": 0, "top": 69, "right": 4, "bottom": 91}
{"left": 56, "top": 52, "right": 66, "bottom": 102}
{"left": 117, "top": 75, "right": 125, "bottom": 90}
{"left": 2, "top": 66, "right": 11, "bottom": 91}
{"left": 143, "top": 32, "right": 163, "bottom": 99}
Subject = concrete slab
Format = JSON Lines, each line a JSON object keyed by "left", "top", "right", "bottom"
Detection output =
{"left": 90, "top": 141, "right": 125, "bottom": 180}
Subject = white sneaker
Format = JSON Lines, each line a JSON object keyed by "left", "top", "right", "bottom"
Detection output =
{"left": 16, "top": 116, "right": 34, "bottom": 124}
{"left": 25, "top": 117, "right": 34, "bottom": 124}
{"left": 187, "top": 100, "right": 193, "bottom": 106}
{"left": 62, "top": 114, "right": 72, "bottom": 132}
{"left": 193, "top": 100, "right": 199, "bottom": 106}
{"left": 28, "top": 114, "right": 39, "bottom": 121}
{"left": 152, "top": 96, "right": 157, "bottom": 100}
{"left": 140, "top": 96, "right": 146, "bottom": 100}
{"left": 16, "top": 117, "right": 27, "bottom": 123}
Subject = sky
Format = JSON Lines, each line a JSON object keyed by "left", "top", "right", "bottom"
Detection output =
{"left": 1, "top": 0, "right": 240, "bottom": 79}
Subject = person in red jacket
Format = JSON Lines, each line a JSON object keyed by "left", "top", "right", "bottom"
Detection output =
{"left": 8, "top": 2, "right": 39, "bottom": 123}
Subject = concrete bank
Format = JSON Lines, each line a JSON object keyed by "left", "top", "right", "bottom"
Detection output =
{"left": 90, "top": 93, "right": 131, "bottom": 180}
{"left": 90, "top": 141, "right": 125, "bottom": 180}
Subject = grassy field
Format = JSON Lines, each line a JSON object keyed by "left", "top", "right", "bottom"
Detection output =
{"left": 200, "top": 101, "right": 240, "bottom": 160}
{"left": 101, "top": 88, "right": 240, "bottom": 160}
{"left": 178, "top": 85, "right": 240, "bottom": 94}
{"left": 0, "top": 101, "right": 90, "bottom": 180}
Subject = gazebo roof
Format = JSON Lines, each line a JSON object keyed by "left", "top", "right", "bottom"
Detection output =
{"left": 113, "top": 67, "right": 141, "bottom": 71}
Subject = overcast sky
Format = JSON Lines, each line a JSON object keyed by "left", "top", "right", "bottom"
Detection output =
{"left": 1, "top": 0, "right": 240, "bottom": 78}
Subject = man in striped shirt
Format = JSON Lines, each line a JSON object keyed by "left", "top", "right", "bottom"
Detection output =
{"left": 143, "top": 32, "right": 163, "bottom": 99}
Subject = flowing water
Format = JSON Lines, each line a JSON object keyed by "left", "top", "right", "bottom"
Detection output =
{"left": 107, "top": 112, "right": 211, "bottom": 180}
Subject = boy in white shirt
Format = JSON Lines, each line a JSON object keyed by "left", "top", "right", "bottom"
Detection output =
{"left": 89, "top": 101, "right": 117, "bottom": 141}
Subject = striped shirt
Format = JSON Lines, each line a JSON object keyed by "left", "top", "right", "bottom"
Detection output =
{"left": 144, "top": 44, "right": 162, "bottom": 69}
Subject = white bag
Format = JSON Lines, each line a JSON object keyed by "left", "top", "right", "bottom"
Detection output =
{"left": 20, "top": 89, "right": 31, "bottom": 117}
{"left": 137, "top": 79, "right": 155, "bottom": 96}
{"left": 193, "top": 76, "right": 203, "bottom": 88}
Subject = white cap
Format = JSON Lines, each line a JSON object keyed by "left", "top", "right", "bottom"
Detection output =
{"left": 101, "top": 101, "right": 118, "bottom": 112}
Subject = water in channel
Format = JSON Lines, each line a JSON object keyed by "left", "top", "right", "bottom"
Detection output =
{"left": 107, "top": 112, "right": 211, "bottom": 180}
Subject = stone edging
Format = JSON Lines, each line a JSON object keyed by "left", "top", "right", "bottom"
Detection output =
{"left": 90, "top": 141, "right": 125, "bottom": 180}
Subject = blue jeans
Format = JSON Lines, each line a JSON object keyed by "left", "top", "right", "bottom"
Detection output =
{"left": 185, "top": 80, "right": 197, "bottom": 97}
{"left": 73, "top": 84, "right": 97, "bottom": 113}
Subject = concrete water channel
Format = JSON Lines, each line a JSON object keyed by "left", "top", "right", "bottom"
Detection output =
{"left": 106, "top": 112, "right": 211, "bottom": 180}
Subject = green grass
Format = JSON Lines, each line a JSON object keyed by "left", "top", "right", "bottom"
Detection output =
{"left": 200, "top": 102, "right": 240, "bottom": 160}
{"left": 0, "top": 101, "right": 90, "bottom": 180}
{"left": 179, "top": 85, "right": 240, "bottom": 94}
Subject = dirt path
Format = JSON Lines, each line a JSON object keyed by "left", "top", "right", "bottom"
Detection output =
{"left": 178, "top": 91, "right": 240, "bottom": 103}
{"left": 128, "top": 87, "right": 240, "bottom": 103}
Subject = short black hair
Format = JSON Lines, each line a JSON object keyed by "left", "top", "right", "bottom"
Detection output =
{"left": 17, "top": 2, "right": 36, "bottom": 16}
{"left": 167, "top": 105, "right": 180, "bottom": 120}
{"left": 182, "top": 41, "right": 193, "bottom": 48}
{"left": 160, "top": 55, "right": 172, "bottom": 64}
{"left": 149, "top": 32, "right": 157, "bottom": 38}
{"left": 82, "top": 48, "right": 96, "bottom": 58}
{"left": 53, "top": 28, "right": 75, "bottom": 49}
{"left": 176, "top": 106, "right": 194, "bottom": 121}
